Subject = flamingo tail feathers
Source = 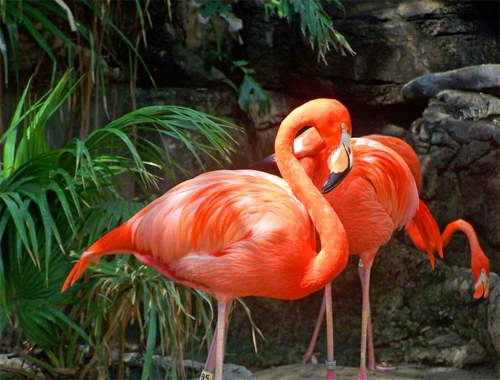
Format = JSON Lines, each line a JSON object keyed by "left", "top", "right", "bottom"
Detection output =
{"left": 61, "top": 224, "right": 134, "bottom": 292}
{"left": 406, "top": 199, "right": 443, "bottom": 269}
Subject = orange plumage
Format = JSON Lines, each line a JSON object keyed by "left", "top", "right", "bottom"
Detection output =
{"left": 62, "top": 98, "right": 355, "bottom": 380}
{"left": 63, "top": 170, "right": 337, "bottom": 300}
{"left": 262, "top": 128, "right": 489, "bottom": 380}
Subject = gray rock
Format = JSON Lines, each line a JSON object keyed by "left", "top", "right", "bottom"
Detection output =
{"left": 408, "top": 90, "right": 500, "bottom": 271}
{"left": 111, "top": 350, "right": 141, "bottom": 366}
{"left": 403, "top": 64, "right": 500, "bottom": 100}
{"left": 187, "top": 363, "right": 255, "bottom": 380}
{"left": 488, "top": 284, "right": 500, "bottom": 356}
{"left": 256, "top": 363, "right": 499, "bottom": 380}
{"left": 380, "top": 124, "right": 408, "bottom": 138}
{"left": 0, "top": 355, "right": 45, "bottom": 379}
{"left": 226, "top": 239, "right": 496, "bottom": 369}
{"left": 235, "top": 1, "right": 499, "bottom": 106}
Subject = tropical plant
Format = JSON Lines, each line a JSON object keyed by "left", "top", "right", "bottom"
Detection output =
{"left": 264, "top": 0, "right": 355, "bottom": 61}
{"left": 195, "top": 0, "right": 353, "bottom": 115}
{"left": 0, "top": 71, "right": 237, "bottom": 378}
{"left": 0, "top": 0, "right": 153, "bottom": 86}
{"left": 0, "top": 0, "right": 352, "bottom": 122}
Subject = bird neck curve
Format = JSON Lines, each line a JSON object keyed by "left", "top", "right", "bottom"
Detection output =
{"left": 274, "top": 110, "right": 349, "bottom": 291}
{"left": 442, "top": 220, "right": 490, "bottom": 279}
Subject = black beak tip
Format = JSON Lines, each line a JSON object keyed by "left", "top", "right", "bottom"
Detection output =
{"left": 321, "top": 168, "right": 351, "bottom": 194}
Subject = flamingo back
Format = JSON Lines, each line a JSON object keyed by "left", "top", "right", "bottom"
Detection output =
{"left": 126, "top": 170, "right": 318, "bottom": 299}
{"left": 362, "top": 135, "right": 422, "bottom": 192}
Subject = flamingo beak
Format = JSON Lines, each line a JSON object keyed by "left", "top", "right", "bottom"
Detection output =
{"left": 321, "top": 130, "right": 353, "bottom": 194}
{"left": 473, "top": 269, "right": 490, "bottom": 299}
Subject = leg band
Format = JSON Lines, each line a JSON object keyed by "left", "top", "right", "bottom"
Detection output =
{"left": 325, "top": 360, "right": 336, "bottom": 370}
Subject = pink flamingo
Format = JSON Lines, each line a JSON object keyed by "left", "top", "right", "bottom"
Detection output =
{"left": 296, "top": 133, "right": 490, "bottom": 379}
{"left": 205, "top": 131, "right": 423, "bottom": 380}
{"left": 62, "top": 99, "right": 354, "bottom": 380}
{"left": 237, "top": 130, "right": 488, "bottom": 380}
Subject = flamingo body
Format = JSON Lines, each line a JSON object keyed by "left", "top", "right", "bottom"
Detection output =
{"left": 290, "top": 136, "right": 420, "bottom": 266}
{"left": 62, "top": 98, "right": 357, "bottom": 380}
{"left": 63, "top": 170, "right": 339, "bottom": 300}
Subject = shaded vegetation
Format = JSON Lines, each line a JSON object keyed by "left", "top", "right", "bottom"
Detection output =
{"left": 0, "top": 71, "right": 236, "bottom": 378}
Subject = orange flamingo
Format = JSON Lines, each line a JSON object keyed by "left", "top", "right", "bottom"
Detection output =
{"left": 249, "top": 130, "right": 489, "bottom": 380}
{"left": 205, "top": 132, "right": 422, "bottom": 380}
{"left": 295, "top": 133, "right": 490, "bottom": 378}
{"left": 61, "top": 99, "right": 354, "bottom": 380}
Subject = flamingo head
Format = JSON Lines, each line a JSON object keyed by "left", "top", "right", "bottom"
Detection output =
{"left": 277, "top": 98, "right": 353, "bottom": 193}
{"left": 471, "top": 247, "right": 490, "bottom": 299}
{"left": 321, "top": 121, "right": 353, "bottom": 193}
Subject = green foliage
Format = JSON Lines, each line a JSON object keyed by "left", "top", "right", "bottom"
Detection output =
{"left": 235, "top": 61, "right": 271, "bottom": 116}
{"left": 197, "top": 0, "right": 352, "bottom": 115}
{"left": 0, "top": 0, "right": 351, "bottom": 119}
{"left": 0, "top": 72, "right": 237, "bottom": 378}
{"left": 264, "top": 0, "right": 355, "bottom": 61}
{"left": 0, "top": 0, "right": 154, "bottom": 87}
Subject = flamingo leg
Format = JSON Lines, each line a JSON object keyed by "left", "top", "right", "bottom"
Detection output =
{"left": 357, "top": 265, "right": 371, "bottom": 380}
{"left": 215, "top": 301, "right": 228, "bottom": 380}
{"left": 203, "top": 330, "right": 218, "bottom": 375}
{"left": 201, "top": 300, "right": 233, "bottom": 379}
{"left": 367, "top": 300, "right": 376, "bottom": 371}
{"left": 324, "top": 283, "right": 336, "bottom": 380}
{"left": 358, "top": 262, "right": 394, "bottom": 373}
{"left": 302, "top": 293, "right": 326, "bottom": 363}
{"left": 358, "top": 263, "right": 375, "bottom": 371}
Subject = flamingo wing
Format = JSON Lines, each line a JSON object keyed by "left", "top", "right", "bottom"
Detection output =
{"left": 363, "top": 135, "right": 422, "bottom": 192}
{"left": 127, "top": 170, "right": 316, "bottom": 298}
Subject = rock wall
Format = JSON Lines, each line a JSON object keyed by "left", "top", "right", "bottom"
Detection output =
{"left": 137, "top": 0, "right": 499, "bottom": 149}
{"left": 407, "top": 88, "right": 500, "bottom": 272}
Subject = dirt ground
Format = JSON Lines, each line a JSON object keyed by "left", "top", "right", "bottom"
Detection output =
{"left": 255, "top": 363, "right": 499, "bottom": 380}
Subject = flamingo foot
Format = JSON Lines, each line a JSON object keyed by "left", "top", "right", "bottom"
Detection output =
{"left": 374, "top": 364, "right": 395, "bottom": 371}
{"left": 302, "top": 351, "right": 313, "bottom": 364}
{"left": 303, "top": 351, "right": 320, "bottom": 364}
{"left": 356, "top": 369, "right": 367, "bottom": 380}
{"left": 325, "top": 369, "right": 336, "bottom": 380}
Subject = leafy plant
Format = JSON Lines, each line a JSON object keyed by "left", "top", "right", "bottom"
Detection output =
{"left": 0, "top": 71, "right": 237, "bottom": 378}
{"left": 264, "top": 0, "right": 355, "bottom": 61}
{"left": 0, "top": 0, "right": 153, "bottom": 86}
{"left": 196, "top": 0, "right": 353, "bottom": 115}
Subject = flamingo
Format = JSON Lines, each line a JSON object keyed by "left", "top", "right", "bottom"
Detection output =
{"left": 250, "top": 130, "right": 490, "bottom": 379}
{"left": 61, "top": 99, "right": 355, "bottom": 380}
{"left": 203, "top": 131, "right": 422, "bottom": 380}
{"left": 294, "top": 132, "right": 490, "bottom": 379}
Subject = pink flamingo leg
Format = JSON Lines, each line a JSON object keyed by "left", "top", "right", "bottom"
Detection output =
{"left": 302, "top": 294, "right": 326, "bottom": 363}
{"left": 367, "top": 301, "right": 376, "bottom": 371}
{"left": 204, "top": 329, "right": 218, "bottom": 374}
{"left": 358, "top": 263, "right": 375, "bottom": 370}
{"left": 215, "top": 301, "right": 229, "bottom": 380}
{"left": 202, "top": 301, "right": 232, "bottom": 379}
{"left": 358, "top": 263, "right": 394, "bottom": 372}
{"left": 324, "top": 283, "right": 336, "bottom": 380}
{"left": 357, "top": 266, "right": 371, "bottom": 380}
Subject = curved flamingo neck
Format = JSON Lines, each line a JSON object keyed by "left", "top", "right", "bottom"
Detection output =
{"left": 275, "top": 115, "right": 349, "bottom": 290}
{"left": 442, "top": 219, "right": 490, "bottom": 277}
